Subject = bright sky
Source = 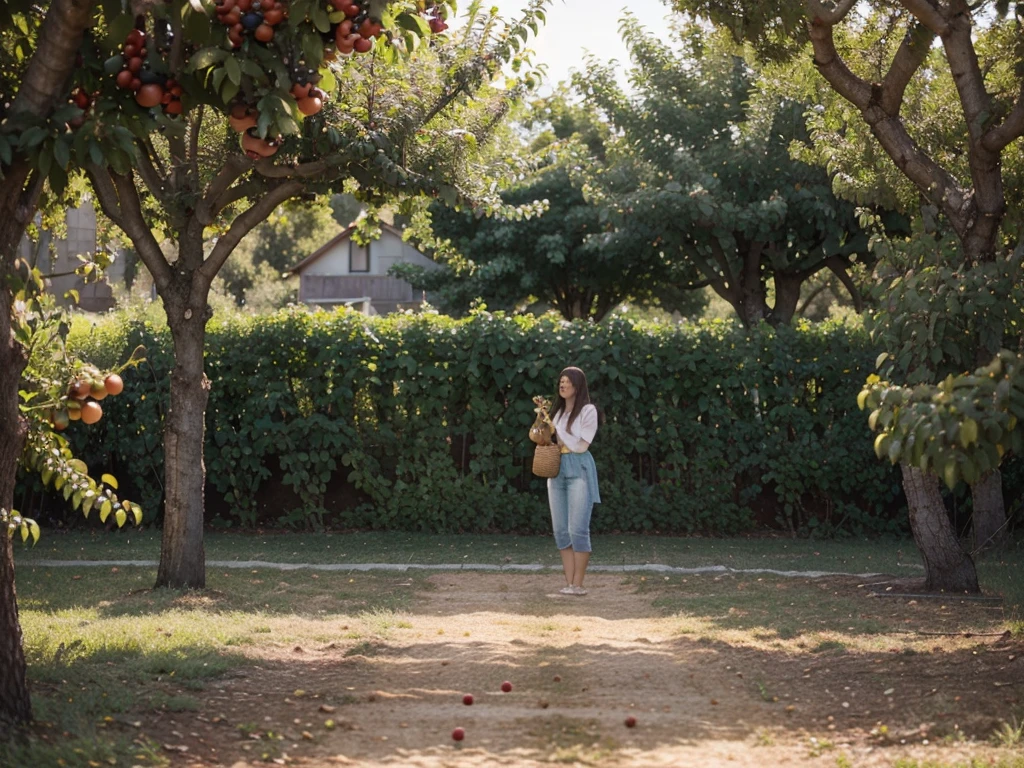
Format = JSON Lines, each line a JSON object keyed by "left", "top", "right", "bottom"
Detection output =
{"left": 470, "top": 0, "right": 677, "bottom": 91}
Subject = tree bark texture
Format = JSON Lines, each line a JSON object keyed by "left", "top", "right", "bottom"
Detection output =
{"left": 0, "top": 282, "right": 32, "bottom": 733}
{"left": 901, "top": 464, "right": 979, "bottom": 593}
{"left": 155, "top": 265, "right": 211, "bottom": 589}
{"left": 971, "top": 469, "right": 1006, "bottom": 551}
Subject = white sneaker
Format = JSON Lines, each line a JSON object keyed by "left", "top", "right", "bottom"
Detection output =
{"left": 569, "top": 585, "right": 588, "bottom": 596}
{"left": 558, "top": 585, "right": 576, "bottom": 595}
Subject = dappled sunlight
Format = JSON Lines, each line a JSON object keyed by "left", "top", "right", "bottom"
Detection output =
{"left": 12, "top": 568, "right": 1023, "bottom": 767}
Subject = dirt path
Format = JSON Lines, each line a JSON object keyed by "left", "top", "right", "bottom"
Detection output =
{"left": 138, "top": 572, "right": 1022, "bottom": 768}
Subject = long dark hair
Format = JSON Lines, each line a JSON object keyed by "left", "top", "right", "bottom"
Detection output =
{"left": 552, "top": 366, "right": 592, "bottom": 432}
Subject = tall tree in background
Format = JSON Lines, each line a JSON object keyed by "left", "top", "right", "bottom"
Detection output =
{"left": 670, "top": 0, "right": 1024, "bottom": 590}
{"left": 398, "top": 94, "right": 707, "bottom": 321}
{"left": 572, "top": 18, "right": 890, "bottom": 328}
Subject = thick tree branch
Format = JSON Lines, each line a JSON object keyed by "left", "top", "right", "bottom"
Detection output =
{"left": 212, "top": 181, "right": 263, "bottom": 219}
{"left": 7, "top": 0, "right": 92, "bottom": 120}
{"left": 134, "top": 141, "right": 167, "bottom": 203}
{"left": 197, "top": 155, "right": 252, "bottom": 225}
{"left": 84, "top": 165, "right": 126, "bottom": 229}
{"left": 899, "top": 0, "right": 951, "bottom": 35}
{"left": 806, "top": 0, "right": 858, "bottom": 25}
{"left": 88, "top": 164, "right": 173, "bottom": 292}
{"left": 189, "top": 104, "right": 204, "bottom": 184}
{"left": 983, "top": 81, "right": 1024, "bottom": 152}
{"left": 253, "top": 155, "right": 347, "bottom": 179}
{"left": 199, "top": 180, "right": 303, "bottom": 282}
{"left": 880, "top": 21, "right": 935, "bottom": 115}
{"left": 825, "top": 254, "right": 864, "bottom": 311}
{"left": 708, "top": 240, "right": 737, "bottom": 303}
{"left": 808, "top": 12, "right": 972, "bottom": 234}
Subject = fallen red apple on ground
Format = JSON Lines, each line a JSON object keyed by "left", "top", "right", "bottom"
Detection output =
{"left": 625, "top": 716, "right": 637, "bottom": 728}
{"left": 462, "top": 694, "right": 473, "bottom": 705}
{"left": 501, "top": 681, "right": 512, "bottom": 693}
{"left": 451, "top": 727, "right": 465, "bottom": 741}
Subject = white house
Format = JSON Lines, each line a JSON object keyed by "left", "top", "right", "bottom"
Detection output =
{"left": 287, "top": 221, "right": 437, "bottom": 315}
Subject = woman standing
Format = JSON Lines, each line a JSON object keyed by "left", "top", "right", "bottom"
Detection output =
{"left": 546, "top": 366, "right": 600, "bottom": 596}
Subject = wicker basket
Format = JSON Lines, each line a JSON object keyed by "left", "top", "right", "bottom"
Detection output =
{"left": 532, "top": 444, "right": 561, "bottom": 478}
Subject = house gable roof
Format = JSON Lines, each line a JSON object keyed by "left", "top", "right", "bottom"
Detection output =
{"left": 286, "top": 221, "right": 410, "bottom": 275}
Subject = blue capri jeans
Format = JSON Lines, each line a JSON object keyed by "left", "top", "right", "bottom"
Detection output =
{"left": 547, "top": 451, "right": 601, "bottom": 552}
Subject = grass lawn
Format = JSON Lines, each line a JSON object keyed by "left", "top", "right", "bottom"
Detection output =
{"left": 4, "top": 531, "right": 1023, "bottom": 767}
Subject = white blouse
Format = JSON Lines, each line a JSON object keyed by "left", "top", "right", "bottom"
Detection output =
{"left": 553, "top": 404, "right": 598, "bottom": 453}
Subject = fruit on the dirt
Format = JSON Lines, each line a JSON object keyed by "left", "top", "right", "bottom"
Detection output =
{"left": 135, "top": 83, "right": 164, "bottom": 108}
{"left": 462, "top": 694, "right": 473, "bottom": 706}
{"left": 553, "top": 675, "right": 562, "bottom": 682}
{"left": 501, "top": 681, "right": 512, "bottom": 693}
{"left": 451, "top": 727, "right": 465, "bottom": 742}
{"left": 624, "top": 716, "right": 637, "bottom": 728}
{"left": 80, "top": 401, "right": 103, "bottom": 425}
{"left": 104, "top": 373, "right": 124, "bottom": 396}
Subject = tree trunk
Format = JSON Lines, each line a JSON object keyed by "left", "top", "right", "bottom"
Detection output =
{"left": 0, "top": 267, "right": 31, "bottom": 731}
{"left": 901, "top": 464, "right": 979, "bottom": 593}
{"left": 971, "top": 469, "right": 1006, "bottom": 552}
{"left": 770, "top": 272, "right": 802, "bottom": 326}
{"left": 155, "top": 281, "right": 211, "bottom": 589}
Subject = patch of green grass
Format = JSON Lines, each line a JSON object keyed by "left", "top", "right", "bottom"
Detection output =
{"left": 644, "top": 574, "right": 889, "bottom": 638}
{"left": 343, "top": 640, "right": 382, "bottom": 657}
{"left": 148, "top": 692, "right": 201, "bottom": 712}
{"left": 893, "top": 758, "right": 1024, "bottom": 768}
{"left": 992, "top": 717, "right": 1024, "bottom": 748}
{"left": 0, "top": 731, "right": 166, "bottom": 768}
{"left": 13, "top": 528, "right": 930, "bottom": 573}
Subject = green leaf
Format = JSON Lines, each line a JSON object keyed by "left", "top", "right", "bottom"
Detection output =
{"left": 224, "top": 56, "right": 242, "bottom": 86}
{"left": 395, "top": 11, "right": 430, "bottom": 36}
{"left": 28, "top": 520, "right": 40, "bottom": 545}
{"left": 99, "top": 500, "right": 112, "bottom": 523}
{"left": 115, "top": 508, "right": 127, "bottom": 527}
{"left": 190, "top": 47, "right": 228, "bottom": 72}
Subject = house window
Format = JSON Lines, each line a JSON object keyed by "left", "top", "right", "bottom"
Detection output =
{"left": 349, "top": 241, "right": 369, "bottom": 273}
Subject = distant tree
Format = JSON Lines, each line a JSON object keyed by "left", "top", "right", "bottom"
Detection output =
{"left": 572, "top": 19, "right": 897, "bottom": 328}
{"left": 398, "top": 93, "right": 707, "bottom": 321}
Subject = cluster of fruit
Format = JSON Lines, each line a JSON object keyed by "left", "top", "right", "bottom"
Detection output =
{"left": 112, "top": 28, "right": 183, "bottom": 115}
{"left": 214, "top": 0, "right": 288, "bottom": 47}
{"left": 227, "top": 105, "right": 283, "bottom": 158}
{"left": 49, "top": 370, "right": 125, "bottom": 430}
{"left": 330, "top": 0, "right": 384, "bottom": 55}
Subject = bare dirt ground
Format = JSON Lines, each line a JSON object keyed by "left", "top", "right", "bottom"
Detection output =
{"left": 136, "top": 572, "right": 1023, "bottom": 768}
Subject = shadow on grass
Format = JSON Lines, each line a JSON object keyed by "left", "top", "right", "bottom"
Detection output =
{"left": 16, "top": 566, "right": 431, "bottom": 619}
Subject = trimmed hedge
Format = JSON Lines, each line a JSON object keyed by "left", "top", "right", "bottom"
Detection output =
{"left": 54, "top": 307, "right": 911, "bottom": 535}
